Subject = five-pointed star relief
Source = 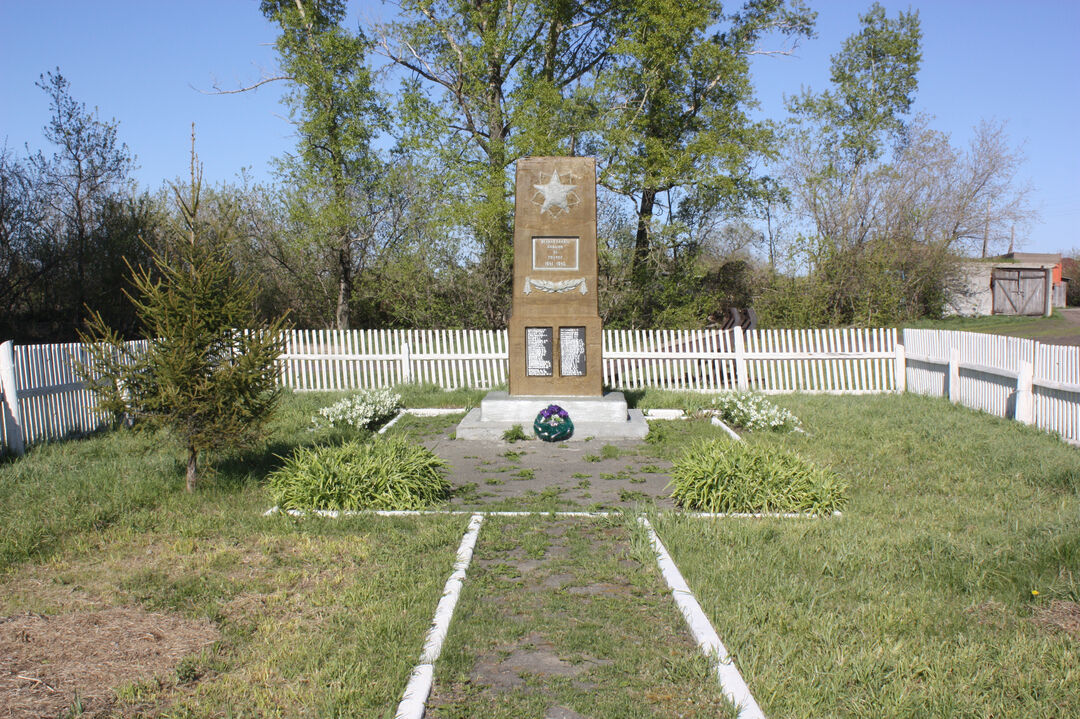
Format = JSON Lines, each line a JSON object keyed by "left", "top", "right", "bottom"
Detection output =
{"left": 532, "top": 169, "right": 579, "bottom": 217}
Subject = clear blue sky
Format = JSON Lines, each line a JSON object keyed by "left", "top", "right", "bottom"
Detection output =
{"left": 2, "top": 0, "right": 1077, "bottom": 254}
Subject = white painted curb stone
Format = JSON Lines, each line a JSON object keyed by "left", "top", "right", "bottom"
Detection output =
{"left": 263, "top": 507, "right": 838, "bottom": 520}
{"left": 406, "top": 407, "right": 467, "bottom": 416}
{"left": 378, "top": 410, "right": 406, "bottom": 434}
{"left": 394, "top": 513, "right": 484, "bottom": 719}
{"left": 639, "top": 516, "right": 765, "bottom": 719}
{"left": 709, "top": 415, "right": 742, "bottom": 441}
{"left": 644, "top": 409, "right": 687, "bottom": 420}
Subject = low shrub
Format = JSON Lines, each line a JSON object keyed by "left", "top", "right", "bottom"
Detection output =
{"left": 668, "top": 439, "right": 845, "bottom": 514}
{"left": 710, "top": 391, "right": 801, "bottom": 432}
{"left": 314, "top": 389, "right": 401, "bottom": 432}
{"left": 269, "top": 435, "right": 450, "bottom": 511}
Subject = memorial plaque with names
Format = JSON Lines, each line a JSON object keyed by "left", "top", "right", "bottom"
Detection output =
{"left": 532, "top": 236, "right": 579, "bottom": 271}
{"left": 525, "top": 326, "right": 553, "bottom": 377}
{"left": 559, "top": 326, "right": 586, "bottom": 376}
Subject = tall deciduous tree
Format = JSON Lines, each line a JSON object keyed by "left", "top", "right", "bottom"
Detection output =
{"left": 261, "top": 0, "right": 389, "bottom": 329}
{"left": 785, "top": 1, "right": 921, "bottom": 247}
{"left": 80, "top": 137, "right": 286, "bottom": 492}
{"left": 788, "top": 2, "right": 920, "bottom": 171}
{"left": 377, "top": 0, "right": 616, "bottom": 326}
{"left": 30, "top": 70, "right": 136, "bottom": 332}
{"left": 591, "top": 0, "right": 814, "bottom": 323}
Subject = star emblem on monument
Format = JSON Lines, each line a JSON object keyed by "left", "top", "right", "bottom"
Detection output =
{"left": 531, "top": 169, "right": 580, "bottom": 218}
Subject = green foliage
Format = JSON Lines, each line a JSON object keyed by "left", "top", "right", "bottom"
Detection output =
{"left": 669, "top": 439, "right": 846, "bottom": 514}
{"left": 502, "top": 424, "right": 528, "bottom": 443}
{"left": 0, "top": 71, "right": 161, "bottom": 343}
{"left": 263, "top": 0, "right": 390, "bottom": 329}
{"left": 269, "top": 435, "right": 450, "bottom": 511}
{"left": 788, "top": 2, "right": 921, "bottom": 168}
{"left": 1064, "top": 256, "right": 1080, "bottom": 306}
{"left": 79, "top": 145, "right": 286, "bottom": 491}
{"left": 594, "top": 0, "right": 814, "bottom": 322}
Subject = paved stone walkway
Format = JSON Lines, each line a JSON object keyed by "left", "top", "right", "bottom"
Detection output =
{"left": 424, "top": 517, "right": 731, "bottom": 718}
{"left": 400, "top": 414, "right": 679, "bottom": 510}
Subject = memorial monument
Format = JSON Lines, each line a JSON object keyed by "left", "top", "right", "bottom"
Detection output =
{"left": 457, "top": 156, "right": 648, "bottom": 440}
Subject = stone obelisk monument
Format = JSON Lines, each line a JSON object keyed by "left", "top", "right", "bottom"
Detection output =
{"left": 457, "top": 157, "right": 647, "bottom": 440}
{"left": 508, "top": 156, "right": 602, "bottom": 396}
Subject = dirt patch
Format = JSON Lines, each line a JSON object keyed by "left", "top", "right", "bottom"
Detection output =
{"left": 471, "top": 632, "right": 611, "bottom": 690}
{"left": 1031, "top": 600, "right": 1080, "bottom": 637}
{"left": 0, "top": 607, "right": 218, "bottom": 718}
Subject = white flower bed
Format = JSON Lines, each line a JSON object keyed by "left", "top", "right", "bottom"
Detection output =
{"left": 709, "top": 391, "right": 801, "bottom": 433}
{"left": 314, "top": 388, "right": 402, "bottom": 432}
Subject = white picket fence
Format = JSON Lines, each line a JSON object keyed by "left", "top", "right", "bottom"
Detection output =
{"left": 903, "top": 329, "right": 1080, "bottom": 443}
{"left": 279, "top": 327, "right": 901, "bottom": 395}
{"left": 2, "top": 327, "right": 1077, "bottom": 454}
{"left": 0, "top": 339, "right": 151, "bottom": 455}
{"left": 279, "top": 329, "right": 510, "bottom": 392}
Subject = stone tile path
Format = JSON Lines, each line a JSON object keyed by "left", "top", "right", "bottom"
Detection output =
{"left": 423, "top": 517, "right": 733, "bottom": 719}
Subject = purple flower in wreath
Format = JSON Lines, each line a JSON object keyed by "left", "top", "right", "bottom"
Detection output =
{"left": 539, "top": 404, "right": 569, "bottom": 423}
{"left": 534, "top": 404, "right": 573, "bottom": 441}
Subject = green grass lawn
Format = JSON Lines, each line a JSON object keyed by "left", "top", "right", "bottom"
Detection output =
{"left": 1, "top": 388, "right": 1076, "bottom": 717}
{"left": 904, "top": 309, "right": 1078, "bottom": 341}
{"left": 653, "top": 393, "right": 1079, "bottom": 718}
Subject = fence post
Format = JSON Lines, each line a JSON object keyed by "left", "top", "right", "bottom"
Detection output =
{"left": 1014, "top": 360, "right": 1034, "bottom": 424}
{"left": 948, "top": 348, "right": 960, "bottom": 403}
{"left": 1043, "top": 269, "right": 1053, "bottom": 318}
{"left": 400, "top": 340, "right": 412, "bottom": 385}
{"left": 894, "top": 343, "right": 907, "bottom": 394}
{"left": 733, "top": 326, "right": 749, "bottom": 391}
{"left": 0, "top": 340, "right": 25, "bottom": 456}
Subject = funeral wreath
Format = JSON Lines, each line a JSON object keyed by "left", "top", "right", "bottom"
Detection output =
{"left": 534, "top": 404, "right": 573, "bottom": 441}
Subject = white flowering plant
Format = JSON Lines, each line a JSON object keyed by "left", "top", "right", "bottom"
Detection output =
{"left": 314, "top": 388, "right": 402, "bottom": 432}
{"left": 709, "top": 391, "right": 801, "bottom": 433}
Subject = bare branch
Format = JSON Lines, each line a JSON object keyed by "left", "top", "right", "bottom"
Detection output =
{"left": 196, "top": 76, "right": 291, "bottom": 96}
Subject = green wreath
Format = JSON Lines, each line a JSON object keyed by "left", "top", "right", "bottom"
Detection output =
{"left": 534, "top": 404, "right": 574, "bottom": 442}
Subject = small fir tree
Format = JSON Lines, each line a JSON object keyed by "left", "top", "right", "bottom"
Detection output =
{"left": 80, "top": 134, "right": 287, "bottom": 491}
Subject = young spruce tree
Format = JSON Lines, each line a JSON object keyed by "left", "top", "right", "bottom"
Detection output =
{"left": 80, "top": 133, "right": 287, "bottom": 491}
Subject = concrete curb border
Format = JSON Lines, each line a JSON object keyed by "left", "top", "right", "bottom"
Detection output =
{"left": 379, "top": 407, "right": 468, "bottom": 435}
{"left": 263, "top": 507, "right": 840, "bottom": 519}
{"left": 639, "top": 516, "right": 765, "bottom": 719}
{"left": 394, "top": 513, "right": 485, "bottom": 719}
{"left": 709, "top": 415, "right": 742, "bottom": 441}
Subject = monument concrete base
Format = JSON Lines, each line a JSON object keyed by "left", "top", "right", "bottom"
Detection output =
{"left": 455, "top": 391, "right": 649, "bottom": 441}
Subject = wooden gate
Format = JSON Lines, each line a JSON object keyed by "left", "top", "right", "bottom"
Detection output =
{"left": 992, "top": 268, "right": 1046, "bottom": 315}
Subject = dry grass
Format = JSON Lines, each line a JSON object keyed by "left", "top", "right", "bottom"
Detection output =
{"left": 0, "top": 607, "right": 218, "bottom": 718}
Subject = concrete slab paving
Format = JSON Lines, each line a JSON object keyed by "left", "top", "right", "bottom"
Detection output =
{"left": 412, "top": 417, "right": 677, "bottom": 510}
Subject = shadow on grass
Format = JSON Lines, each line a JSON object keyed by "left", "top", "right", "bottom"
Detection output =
{"left": 211, "top": 428, "right": 372, "bottom": 489}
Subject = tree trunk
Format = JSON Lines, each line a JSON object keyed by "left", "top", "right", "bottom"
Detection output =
{"left": 186, "top": 445, "right": 198, "bottom": 493}
{"left": 336, "top": 243, "right": 352, "bottom": 330}
{"left": 633, "top": 188, "right": 657, "bottom": 279}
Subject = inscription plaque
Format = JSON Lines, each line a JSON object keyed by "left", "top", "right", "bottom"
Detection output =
{"left": 525, "top": 327, "right": 553, "bottom": 377}
{"left": 559, "top": 327, "right": 586, "bottom": 377}
{"left": 532, "top": 237, "right": 579, "bottom": 271}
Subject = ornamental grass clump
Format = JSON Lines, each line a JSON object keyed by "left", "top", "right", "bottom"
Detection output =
{"left": 669, "top": 439, "right": 846, "bottom": 515}
{"left": 710, "top": 391, "right": 801, "bottom": 432}
{"left": 314, "top": 388, "right": 401, "bottom": 432}
{"left": 269, "top": 435, "right": 450, "bottom": 511}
